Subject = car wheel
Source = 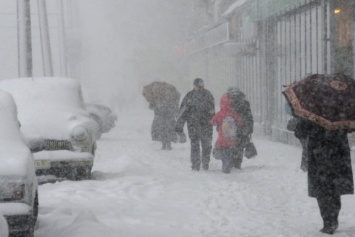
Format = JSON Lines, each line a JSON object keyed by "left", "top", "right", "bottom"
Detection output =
{"left": 75, "top": 167, "right": 92, "bottom": 180}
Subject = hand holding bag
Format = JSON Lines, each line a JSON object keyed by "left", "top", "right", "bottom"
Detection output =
{"left": 244, "top": 135, "right": 257, "bottom": 158}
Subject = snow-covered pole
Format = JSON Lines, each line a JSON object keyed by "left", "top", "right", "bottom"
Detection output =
{"left": 17, "top": 0, "right": 33, "bottom": 77}
{"left": 38, "top": 0, "right": 54, "bottom": 76}
{"left": 58, "top": 0, "right": 68, "bottom": 77}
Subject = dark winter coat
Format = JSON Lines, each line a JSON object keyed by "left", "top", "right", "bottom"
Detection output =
{"left": 294, "top": 120, "right": 354, "bottom": 198}
{"left": 175, "top": 88, "right": 215, "bottom": 139}
{"left": 227, "top": 88, "right": 253, "bottom": 137}
{"left": 151, "top": 103, "right": 178, "bottom": 142}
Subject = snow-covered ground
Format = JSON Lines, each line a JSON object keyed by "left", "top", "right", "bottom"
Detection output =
{"left": 34, "top": 109, "right": 355, "bottom": 237}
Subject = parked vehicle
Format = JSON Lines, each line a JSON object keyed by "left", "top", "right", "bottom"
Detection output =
{"left": 0, "top": 213, "right": 9, "bottom": 237}
{"left": 0, "top": 77, "right": 98, "bottom": 180}
{"left": 85, "top": 103, "right": 117, "bottom": 138}
{"left": 0, "top": 90, "right": 38, "bottom": 236}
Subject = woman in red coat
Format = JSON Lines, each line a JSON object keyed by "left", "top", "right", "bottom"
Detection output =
{"left": 211, "top": 94, "right": 243, "bottom": 173}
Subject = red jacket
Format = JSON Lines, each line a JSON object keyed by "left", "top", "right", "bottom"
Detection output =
{"left": 211, "top": 94, "right": 243, "bottom": 148}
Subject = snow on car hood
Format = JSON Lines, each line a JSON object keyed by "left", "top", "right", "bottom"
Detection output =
{"left": 0, "top": 90, "right": 35, "bottom": 177}
{"left": 0, "top": 77, "right": 95, "bottom": 140}
{"left": 0, "top": 140, "right": 34, "bottom": 177}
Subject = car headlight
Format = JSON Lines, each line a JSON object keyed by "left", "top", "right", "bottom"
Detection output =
{"left": 11, "top": 184, "right": 25, "bottom": 201}
{"left": 72, "top": 126, "right": 89, "bottom": 141}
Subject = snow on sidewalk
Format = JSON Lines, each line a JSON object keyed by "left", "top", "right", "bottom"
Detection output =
{"left": 35, "top": 109, "right": 355, "bottom": 237}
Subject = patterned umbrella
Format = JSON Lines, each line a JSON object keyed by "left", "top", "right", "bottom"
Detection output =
{"left": 282, "top": 73, "right": 355, "bottom": 130}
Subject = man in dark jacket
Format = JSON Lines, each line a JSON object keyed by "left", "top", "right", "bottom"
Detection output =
{"left": 295, "top": 120, "right": 354, "bottom": 234}
{"left": 175, "top": 78, "right": 215, "bottom": 171}
{"left": 227, "top": 87, "right": 254, "bottom": 169}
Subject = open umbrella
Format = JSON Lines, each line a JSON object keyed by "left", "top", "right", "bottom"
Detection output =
{"left": 142, "top": 81, "right": 180, "bottom": 107}
{"left": 282, "top": 73, "right": 355, "bottom": 130}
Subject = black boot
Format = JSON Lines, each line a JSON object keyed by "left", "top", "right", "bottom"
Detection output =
{"left": 320, "top": 221, "right": 338, "bottom": 235}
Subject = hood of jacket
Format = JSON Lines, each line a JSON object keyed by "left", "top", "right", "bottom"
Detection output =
{"left": 220, "top": 94, "right": 232, "bottom": 112}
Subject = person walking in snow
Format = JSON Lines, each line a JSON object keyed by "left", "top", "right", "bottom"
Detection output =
{"left": 150, "top": 102, "right": 178, "bottom": 150}
{"left": 294, "top": 119, "right": 354, "bottom": 234}
{"left": 211, "top": 94, "right": 243, "bottom": 173}
{"left": 175, "top": 78, "right": 215, "bottom": 171}
{"left": 227, "top": 87, "right": 254, "bottom": 169}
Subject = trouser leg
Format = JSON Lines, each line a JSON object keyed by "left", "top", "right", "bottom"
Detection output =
{"left": 300, "top": 138, "right": 308, "bottom": 171}
{"left": 190, "top": 138, "right": 201, "bottom": 170}
{"left": 166, "top": 141, "right": 172, "bottom": 150}
{"left": 221, "top": 149, "right": 232, "bottom": 173}
{"left": 232, "top": 147, "right": 243, "bottom": 169}
{"left": 317, "top": 195, "right": 341, "bottom": 228}
{"left": 201, "top": 136, "right": 212, "bottom": 166}
{"left": 233, "top": 136, "right": 247, "bottom": 168}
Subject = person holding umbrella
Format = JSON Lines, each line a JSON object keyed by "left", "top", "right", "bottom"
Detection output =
{"left": 175, "top": 78, "right": 215, "bottom": 171}
{"left": 143, "top": 81, "right": 181, "bottom": 150}
{"left": 283, "top": 73, "right": 354, "bottom": 234}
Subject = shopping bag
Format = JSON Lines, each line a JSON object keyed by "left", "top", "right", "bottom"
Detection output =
{"left": 244, "top": 141, "right": 257, "bottom": 158}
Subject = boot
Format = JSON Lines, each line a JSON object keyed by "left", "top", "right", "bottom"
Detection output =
{"left": 320, "top": 220, "right": 338, "bottom": 235}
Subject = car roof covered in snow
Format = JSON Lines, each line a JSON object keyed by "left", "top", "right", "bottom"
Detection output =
{"left": 0, "top": 90, "right": 34, "bottom": 177}
{"left": 0, "top": 77, "right": 93, "bottom": 140}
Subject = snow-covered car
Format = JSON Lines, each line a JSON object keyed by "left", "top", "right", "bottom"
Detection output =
{"left": 85, "top": 103, "right": 117, "bottom": 138}
{"left": 0, "top": 214, "right": 9, "bottom": 237}
{"left": 0, "top": 77, "right": 98, "bottom": 180}
{"left": 0, "top": 90, "right": 38, "bottom": 236}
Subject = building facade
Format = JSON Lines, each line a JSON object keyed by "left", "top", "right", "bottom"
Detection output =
{"left": 185, "top": 0, "right": 355, "bottom": 144}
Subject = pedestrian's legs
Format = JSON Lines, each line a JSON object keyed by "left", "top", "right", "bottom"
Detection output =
{"left": 166, "top": 141, "right": 172, "bottom": 150}
{"left": 232, "top": 147, "right": 243, "bottom": 169}
{"left": 161, "top": 141, "right": 166, "bottom": 150}
{"left": 221, "top": 149, "right": 233, "bottom": 173}
{"left": 317, "top": 195, "right": 341, "bottom": 234}
{"left": 300, "top": 137, "right": 308, "bottom": 171}
{"left": 201, "top": 136, "right": 212, "bottom": 170}
{"left": 190, "top": 138, "right": 201, "bottom": 171}
{"left": 233, "top": 136, "right": 247, "bottom": 169}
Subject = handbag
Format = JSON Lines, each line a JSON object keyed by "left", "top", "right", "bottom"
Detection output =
{"left": 244, "top": 136, "right": 257, "bottom": 158}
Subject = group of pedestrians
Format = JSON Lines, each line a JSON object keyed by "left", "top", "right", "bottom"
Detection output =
{"left": 149, "top": 78, "right": 254, "bottom": 173}
{"left": 148, "top": 78, "right": 254, "bottom": 173}
{"left": 146, "top": 75, "right": 355, "bottom": 235}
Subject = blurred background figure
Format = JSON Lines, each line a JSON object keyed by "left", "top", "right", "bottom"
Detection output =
{"left": 143, "top": 81, "right": 180, "bottom": 150}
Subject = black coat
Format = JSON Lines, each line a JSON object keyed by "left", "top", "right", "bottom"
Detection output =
{"left": 295, "top": 120, "right": 354, "bottom": 197}
{"left": 151, "top": 104, "right": 178, "bottom": 142}
{"left": 175, "top": 88, "right": 215, "bottom": 139}
{"left": 228, "top": 89, "right": 253, "bottom": 136}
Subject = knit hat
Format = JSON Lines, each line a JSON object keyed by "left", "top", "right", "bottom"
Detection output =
{"left": 193, "top": 78, "right": 204, "bottom": 88}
